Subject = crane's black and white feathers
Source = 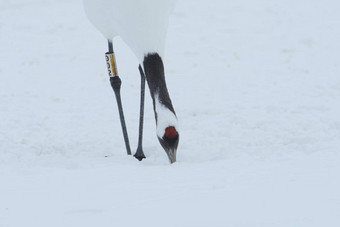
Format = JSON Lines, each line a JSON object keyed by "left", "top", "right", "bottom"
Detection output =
{"left": 143, "top": 53, "right": 179, "bottom": 163}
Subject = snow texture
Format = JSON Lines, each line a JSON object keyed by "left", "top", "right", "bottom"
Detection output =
{"left": 1, "top": 0, "right": 340, "bottom": 226}
{"left": 83, "top": 0, "right": 176, "bottom": 62}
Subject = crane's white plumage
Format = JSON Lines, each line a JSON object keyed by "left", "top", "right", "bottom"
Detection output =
{"left": 83, "top": 0, "right": 176, "bottom": 62}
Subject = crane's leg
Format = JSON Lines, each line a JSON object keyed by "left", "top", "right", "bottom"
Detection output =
{"left": 134, "top": 65, "right": 146, "bottom": 161}
{"left": 106, "top": 39, "right": 131, "bottom": 156}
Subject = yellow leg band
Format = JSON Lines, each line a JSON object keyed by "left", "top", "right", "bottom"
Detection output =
{"left": 105, "top": 52, "right": 118, "bottom": 77}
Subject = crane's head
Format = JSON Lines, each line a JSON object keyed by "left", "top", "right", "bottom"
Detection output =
{"left": 158, "top": 126, "right": 179, "bottom": 164}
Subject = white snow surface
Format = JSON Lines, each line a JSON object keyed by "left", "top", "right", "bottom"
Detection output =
{"left": 83, "top": 0, "right": 176, "bottom": 62}
{"left": 1, "top": 0, "right": 340, "bottom": 226}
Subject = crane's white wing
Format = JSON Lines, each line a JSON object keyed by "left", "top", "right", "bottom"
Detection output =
{"left": 83, "top": 0, "right": 176, "bottom": 62}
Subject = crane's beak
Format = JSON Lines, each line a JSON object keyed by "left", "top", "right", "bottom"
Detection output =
{"left": 165, "top": 148, "right": 177, "bottom": 164}
{"left": 158, "top": 135, "right": 179, "bottom": 164}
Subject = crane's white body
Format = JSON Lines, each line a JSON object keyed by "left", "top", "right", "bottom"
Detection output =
{"left": 83, "top": 0, "right": 176, "bottom": 62}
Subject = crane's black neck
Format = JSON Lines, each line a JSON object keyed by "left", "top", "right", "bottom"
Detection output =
{"left": 143, "top": 53, "right": 176, "bottom": 122}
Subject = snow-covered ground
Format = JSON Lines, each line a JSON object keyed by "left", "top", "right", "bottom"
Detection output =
{"left": 1, "top": 0, "right": 340, "bottom": 226}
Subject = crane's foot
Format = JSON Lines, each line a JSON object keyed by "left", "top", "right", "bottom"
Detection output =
{"left": 134, "top": 146, "right": 146, "bottom": 161}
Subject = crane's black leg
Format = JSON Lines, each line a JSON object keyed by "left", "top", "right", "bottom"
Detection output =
{"left": 134, "top": 65, "right": 146, "bottom": 161}
{"left": 106, "top": 39, "right": 131, "bottom": 156}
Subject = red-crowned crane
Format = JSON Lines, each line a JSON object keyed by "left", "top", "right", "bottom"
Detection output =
{"left": 83, "top": 0, "right": 179, "bottom": 163}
